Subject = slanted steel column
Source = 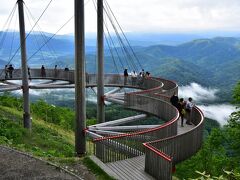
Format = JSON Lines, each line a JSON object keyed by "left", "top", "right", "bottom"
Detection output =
{"left": 97, "top": 0, "right": 105, "bottom": 123}
{"left": 74, "top": 0, "right": 86, "bottom": 155}
{"left": 17, "top": 0, "right": 31, "bottom": 129}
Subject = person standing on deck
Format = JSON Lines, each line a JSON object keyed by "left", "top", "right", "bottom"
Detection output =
{"left": 177, "top": 98, "right": 186, "bottom": 127}
{"left": 141, "top": 69, "right": 145, "bottom": 78}
{"left": 8, "top": 64, "right": 14, "bottom": 78}
{"left": 41, "top": 65, "right": 46, "bottom": 77}
{"left": 185, "top": 97, "right": 195, "bottom": 125}
{"left": 124, "top": 68, "right": 128, "bottom": 85}
{"left": 54, "top": 65, "right": 58, "bottom": 79}
{"left": 5, "top": 65, "right": 8, "bottom": 79}
{"left": 170, "top": 92, "right": 179, "bottom": 108}
{"left": 28, "top": 67, "right": 31, "bottom": 80}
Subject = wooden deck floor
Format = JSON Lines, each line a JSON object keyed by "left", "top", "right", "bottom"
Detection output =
{"left": 177, "top": 118, "right": 195, "bottom": 135}
{"left": 90, "top": 119, "right": 195, "bottom": 180}
{"left": 90, "top": 155, "right": 155, "bottom": 180}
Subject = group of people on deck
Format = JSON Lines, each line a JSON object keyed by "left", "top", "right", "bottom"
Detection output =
{"left": 4, "top": 65, "right": 71, "bottom": 79}
{"left": 170, "top": 92, "right": 195, "bottom": 127}
{"left": 41, "top": 65, "right": 70, "bottom": 78}
{"left": 123, "top": 68, "right": 151, "bottom": 85}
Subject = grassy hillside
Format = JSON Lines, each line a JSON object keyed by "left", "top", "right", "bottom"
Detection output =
{"left": 1, "top": 92, "right": 236, "bottom": 179}
{"left": 0, "top": 94, "right": 113, "bottom": 179}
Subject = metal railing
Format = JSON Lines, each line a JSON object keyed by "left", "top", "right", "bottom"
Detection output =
{"left": 144, "top": 106, "right": 204, "bottom": 180}
{"left": 0, "top": 69, "right": 163, "bottom": 90}
{"left": 91, "top": 92, "right": 179, "bottom": 163}
{"left": 0, "top": 68, "right": 204, "bottom": 179}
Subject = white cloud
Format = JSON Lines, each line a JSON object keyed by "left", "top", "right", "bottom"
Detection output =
{"left": 198, "top": 104, "right": 236, "bottom": 125}
{"left": 179, "top": 82, "right": 236, "bottom": 125}
{"left": 1, "top": 0, "right": 240, "bottom": 34}
{"left": 178, "top": 82, "right": 218, "bottom": 102}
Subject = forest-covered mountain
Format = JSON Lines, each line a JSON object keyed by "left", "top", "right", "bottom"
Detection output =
{"left": 0, "top": 31, "right": 239, "bottom": 101}
{"left": 136, "top": 37, "right": 240, "bottom": 100}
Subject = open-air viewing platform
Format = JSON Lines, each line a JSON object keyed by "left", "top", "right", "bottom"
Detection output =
{"left": 0, "top": 69, "right": 204, "bottom": 179}
{"left": 2, "top": 0, "right": 240, "bottom": 178}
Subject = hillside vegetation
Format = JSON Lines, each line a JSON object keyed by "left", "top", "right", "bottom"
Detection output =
{"left": 175, "top": 81, "right": 240, "bottom": 179}
{"left": 0, "top": 93, "right": 114, "bottom": 179}
{"left": 0, "top": 82, "right": 240, "bottom": 179}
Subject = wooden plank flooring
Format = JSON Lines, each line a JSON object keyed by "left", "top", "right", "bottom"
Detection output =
{"left": 90, "top": 119, "right": 195, "bottom": 180}
{"left": 177, "top": 118, "right": 195, "bottom": 135}
{"left": 105, "top": 156, "right": 155, "bottom": 180}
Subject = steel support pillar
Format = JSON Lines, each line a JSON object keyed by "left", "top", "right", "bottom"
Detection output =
{"left": 74, "top": 0, "right": 86, "bottom": 155}
{"left": 97, "top": 0, "right": 105, "bottom": 123}
{"left": 17, "top": 0, "right": 31, "bottom": 129}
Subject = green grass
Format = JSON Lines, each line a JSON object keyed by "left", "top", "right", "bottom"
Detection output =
{"left": 0, "top": 103, "right": 108, "bottom": 179}
{"left": 0, "top": 106, "right": 75, "bottom": 157}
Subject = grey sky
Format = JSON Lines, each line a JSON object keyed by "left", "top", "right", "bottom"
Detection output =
{"left": 1, "top": 0, "right": 240, "bottom": 34}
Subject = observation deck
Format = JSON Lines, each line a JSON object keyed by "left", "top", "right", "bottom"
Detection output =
{"left": 0, "top": 68, "right": 204, "bottom": 179}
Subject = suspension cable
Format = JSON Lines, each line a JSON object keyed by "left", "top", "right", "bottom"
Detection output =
{"left": 102, "top": 0, "right": 139, "bottom": 72}
{"left": 104, "top": 0, "right": 143, "bottom": 71}
{"left": 0, "top": 3, "right": 17, "bottom": 50}
{"left": 92, "top": 0, "right": 123, "bottom": 74}
{"left": 0, "top": 4, "right": 18, "bottom": 77}
{"left": 26, "top": 0, "right": 90, "bottom": 66}
{"left": 93, "top": 0, "right": 135, "bottom": 73}
{"left": 104, "top": 19, "right": 125, "bottom": 72}
{"left": 7, "top": 12, "right": 18, "bottom": 63}
{"left": 7, "top": 0, "right": 54, "bottom": 66}
{"left": 104, "top": 5, "right": 136, "bottom": 71}
{"left": 27, "top": 16, "right": 73, "bottom": 62}
{"left": 24, "top": 4, "right": 58, "bottom": 64}
{"left": 24, "top": 7, "right": 46, "bottom": 64}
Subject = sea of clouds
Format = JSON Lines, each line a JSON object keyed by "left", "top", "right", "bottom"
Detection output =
{"left": 179, "top": 82, "right": 236, "bottom": 125}
{"left": 8, "top": 81, "right": 237, "bottom": 126}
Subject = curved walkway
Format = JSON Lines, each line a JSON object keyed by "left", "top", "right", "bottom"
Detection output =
{"left": 0, "top": 69, "right": 204, "bottom": 180}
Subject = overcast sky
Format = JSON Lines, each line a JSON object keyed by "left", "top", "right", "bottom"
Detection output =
{"left": 1, "top": 0, "right": 240, "bottom": 34}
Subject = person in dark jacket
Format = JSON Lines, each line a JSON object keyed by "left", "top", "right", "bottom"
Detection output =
{"left": 177, "top": 98, "right": 186, "bottom": 127}
{"left": 5, "top": 65, "right": 8, "bottom": 79}
{"left": 124, "top": 68, "right": 128, "bottom": 85}
{"left": 8, "top": 64, "right": 14, "bottom": 78}
{"left": 170, "top": 92, "right": 179, "bottom": 108}
{"left": 41, "top": 65, "right": 46, "bottom": 77}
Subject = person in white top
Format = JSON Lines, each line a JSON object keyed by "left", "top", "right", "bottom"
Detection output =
{"left": 185, "top": 97, "right": 195, "bottom": 125}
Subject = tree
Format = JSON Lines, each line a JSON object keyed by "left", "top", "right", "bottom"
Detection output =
{"left": 175, "top": 81, "right": 240, "bottom": 179}
{"left": 232, "top": 81, "right": 240, "bottom": 105}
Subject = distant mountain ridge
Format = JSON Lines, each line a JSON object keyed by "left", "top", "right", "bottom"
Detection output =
{"left": 134, "top": 37, "right": 240, "bottom": 100}
{"left": 0, "top": 31, "right": 239, "bottom": 100}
